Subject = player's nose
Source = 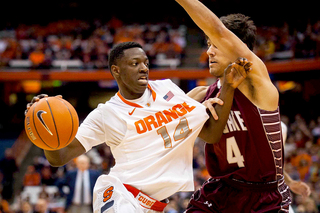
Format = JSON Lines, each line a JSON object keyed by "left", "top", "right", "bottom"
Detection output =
{"left": 140, "top": 63, "right": 149, "bottom": 73}
{"left": 207, "top": 45, "right": 216, "bottom": 57}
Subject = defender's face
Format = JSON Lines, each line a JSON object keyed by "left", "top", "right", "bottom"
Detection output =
{"left": 207, "top": 39, "right": 230, "bottom": 78}
{"left": 116, "top": 47, "right": 150, "bottom": 99}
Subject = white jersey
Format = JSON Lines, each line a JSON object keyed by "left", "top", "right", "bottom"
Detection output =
{"left": 76, "top": 79, "right": 209, "bottom": 200}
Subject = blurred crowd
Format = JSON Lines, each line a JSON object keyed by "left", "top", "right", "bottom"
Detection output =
{"left": 2, "top": 18, "right": 320, "bottom": 70}
{"left": 0, "top": 18, "right": 186, "bottom": 69}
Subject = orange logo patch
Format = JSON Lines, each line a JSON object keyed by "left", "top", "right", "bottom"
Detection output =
{"left": 103, "top": 186, "right": 114, "bottom": 202}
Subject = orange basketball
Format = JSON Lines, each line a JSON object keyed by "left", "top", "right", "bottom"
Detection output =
{"left": 24, "top": 96, "right": 79, "bottom": 150}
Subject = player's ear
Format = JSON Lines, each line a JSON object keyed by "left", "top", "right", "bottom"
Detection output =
{"left": 111, "top": 65, "right": 120, "bottom": 77}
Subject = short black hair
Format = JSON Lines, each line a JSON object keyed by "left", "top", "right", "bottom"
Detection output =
{"left": 108, "top": 41, "right": 143, "bottom": 69}
{"left": 220, "top": 13, "right": 256, "bottom": 50}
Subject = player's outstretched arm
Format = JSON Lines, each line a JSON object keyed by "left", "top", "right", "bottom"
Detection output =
{"left": 175, "top": 0, "right": 279, "bottom": 111}
{"left": 25, "top": 94, "right": 86, "bottom": 167}
{"left": 175, "top": 0, "right": 249, "bottom": 60}
{"left": 199, "top": 58, "right": 252, "bottom": 144}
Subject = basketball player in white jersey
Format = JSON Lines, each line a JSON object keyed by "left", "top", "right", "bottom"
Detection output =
{"left": 25, "top": 42, "right": 252, "bottom": 213}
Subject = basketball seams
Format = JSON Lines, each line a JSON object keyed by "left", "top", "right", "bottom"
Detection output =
{"left": 45, "top": 98, "right": 61, "bottom": 148}
{"left": 54, "top": 96, "right": 74, "bottom": 146}
{"left": 32, "top": 101, "right": 56, "bottom": 149}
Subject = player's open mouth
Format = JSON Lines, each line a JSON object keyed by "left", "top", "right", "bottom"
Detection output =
{"left": 138, "top": 76, "right": 148, "bottom": 84}
{"left": 209, "top": 61, "right": 217, "bottom": 67}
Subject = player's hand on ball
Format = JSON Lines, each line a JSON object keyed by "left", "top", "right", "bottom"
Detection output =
{"left": 224, "top": 57, "right": 252, "bottom": 89}
{"left": 25, "top": 94, "right": 62, "bottom": 115}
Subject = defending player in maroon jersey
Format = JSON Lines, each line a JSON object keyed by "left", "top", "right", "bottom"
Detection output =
{"left": 175, "top": 0, "right": 292, "bottom": 211}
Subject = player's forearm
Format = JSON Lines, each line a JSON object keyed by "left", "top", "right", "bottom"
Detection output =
{"left": 44, "top": 138, "right": 86, "bottom": 167}
{"left": 175, "top": 0, "right": 225, "bottom": 39}
{"left": 199, "top": 84, "right": 235, "bottom": 144}
{"left": 283, "top": 171, "right": 293, "bottom": 186}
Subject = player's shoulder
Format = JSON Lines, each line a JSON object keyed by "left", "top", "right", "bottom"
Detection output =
{"left": 149, "top": 79, "right": 175, "bottom": 87}
{"left": 149, "top": 79, "right": 185, "bottom": 94}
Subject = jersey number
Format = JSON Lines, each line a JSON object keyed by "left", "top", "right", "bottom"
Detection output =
{"left": 226, "top": 136, "right": 245, "bottom": 167}
{"left": 157, "top": 118, "right": 191, "bottom": 148}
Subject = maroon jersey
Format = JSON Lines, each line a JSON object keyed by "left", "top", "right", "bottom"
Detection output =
{"left": 203, "top": 80, "right": 291, "bottom": 209}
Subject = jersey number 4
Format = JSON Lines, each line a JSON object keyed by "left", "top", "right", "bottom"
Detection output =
{"left": 157, "top": 118, "right": 191, "bottom": 148}
{"left": 226, "top": 136, "right": 245, "bottom": 167}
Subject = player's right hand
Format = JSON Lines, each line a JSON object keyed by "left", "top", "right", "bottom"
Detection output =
{"left": 25, "top": 94, "right": 62, "bottom": 115}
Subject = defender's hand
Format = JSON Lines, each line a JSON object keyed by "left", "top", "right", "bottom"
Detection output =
{"left": 224, "top": 57, "right": 252, "bottom": 89}
{"left": 25, "top": 94, "right": 62, "bottom": 115}
{"left": 202, "top": 92, "right": 223, "bottom": 120}
{"left": 289, "top": 180, "right": 311, "bottom": 198}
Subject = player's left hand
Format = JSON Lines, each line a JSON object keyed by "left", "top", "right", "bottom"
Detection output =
{"left": 224, "top": 57, "right": 252, "bottom": 89}
{"left": 289, "top": 180, "right": 311, "bottom": 198}
{"left": 202, "top": 92, "right": 223, "bottom": 120}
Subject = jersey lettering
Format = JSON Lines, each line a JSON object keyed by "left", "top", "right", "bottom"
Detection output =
{"left": 134, "top": 102, "right": 196, "bottom": 134}
{"left": 223, "top": 110, "right": 247, "bottom": 134}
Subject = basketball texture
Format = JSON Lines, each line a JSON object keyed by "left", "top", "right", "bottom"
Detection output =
{"left": 25, "top": 96, "right": 79, "bottom": 150}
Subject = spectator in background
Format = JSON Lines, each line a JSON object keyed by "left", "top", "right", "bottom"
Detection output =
{"left": 291, "top": 148, "right": 313, "bottom": 181}
{"left": 16, "top": 200, "right": 33, "bottom": 213}
{"left": 34, "top": 198, "right": 56, "bottom": 213}
{"left": 0, "top": 194, "right": 11, "bottom": 213}
{"left": 56, "top": 155, "right": 100, "bottom": 213}
{"left": 0, "top": 148, "right": 18, "bottom": 202}
{"left": 40, "top": 167, "right": 55, "bottom": 186}
{"left": 23, "top": 165, "right": 41, "bottom": 186}
{"left": 29, "top": 44, "right": 45, "bottom": 69}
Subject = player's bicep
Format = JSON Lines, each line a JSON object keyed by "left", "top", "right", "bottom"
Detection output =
{"left": 76, "top": 108, "right": 106, "bottom": 151}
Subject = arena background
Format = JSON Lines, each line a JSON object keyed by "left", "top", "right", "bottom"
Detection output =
{"left": 1, "top": 0, "right": 320, "bottom": 212}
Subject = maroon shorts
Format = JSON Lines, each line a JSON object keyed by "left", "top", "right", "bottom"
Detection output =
{"left": 186, "top": 178, "right": 290, "bottom": 213}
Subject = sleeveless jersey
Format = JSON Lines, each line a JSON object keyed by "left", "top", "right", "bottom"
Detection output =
{"left": 76, "top": 79, "right": 209, "bottom": 201}
{"left": 203, "top": 80, "right": 291, "bottom": 208}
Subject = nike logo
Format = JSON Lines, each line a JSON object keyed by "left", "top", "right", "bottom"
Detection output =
{"left": 37, "top": 110, "right": 53, "bottom": 135}
{"left": 128, "top": 108, "right": 136, "bottom": 116}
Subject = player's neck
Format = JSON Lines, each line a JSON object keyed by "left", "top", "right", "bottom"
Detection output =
{"left": 218, "top": 77, "right": 225, "bottom": 86}
{"left": 119, "top": 89, "right": 145, "bottom": 100}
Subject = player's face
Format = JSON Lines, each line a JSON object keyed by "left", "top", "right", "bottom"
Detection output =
{"left": 117, "top": 47, "right": 150, "bottom": 99}
{"left": 206, "top": 39, "right": 230, "bottom": 78}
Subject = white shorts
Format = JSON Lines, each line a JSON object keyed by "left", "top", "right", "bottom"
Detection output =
{"left": 93, "top": 174, "right": 166, "bottom": 213}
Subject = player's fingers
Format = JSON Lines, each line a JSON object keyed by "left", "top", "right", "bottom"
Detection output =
{"left": 235, "top": 57, "right": 245, "bottom": 66}
{"left": 207, "top": 97, "right": 224, "bottom": 106}
{"left": 31, "top": 97, "right": 39, "bottom": 104}
{"left": 244, "top": 61, "right": 253, "bottom": 72}
{"left": 38, "top": 94, "right": 48, "bottom": 99}
{"left": 215, "top": 91, "right": 221, "bottom": 98}
{"left": 55, "top": 95, "right": 63, "bottom": 99}
{"left": 205, "top": 101, "right": 219, "bottom": 120}
{"left": 306, "top": 186, "right": 311, "bottom": 196}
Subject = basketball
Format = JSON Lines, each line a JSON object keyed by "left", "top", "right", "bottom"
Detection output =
{"left": 24, "top": 96, "right": 79, "bottom": 150}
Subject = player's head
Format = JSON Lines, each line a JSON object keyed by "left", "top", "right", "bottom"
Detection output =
{"left": 206, "top": 13, "right": 256, "bottom": 77}
{"left": 220, "top": 13, "right": 256, "bottom": 51}
{"left": 76, "top": 154, "right": 90, "bottom": 171}
{"left": 109, "top": 42, "right": 149, "bottom": 99}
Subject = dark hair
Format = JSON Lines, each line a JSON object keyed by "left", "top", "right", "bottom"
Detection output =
{"left": 108, "top": 41, "right": 143, "bottom": 69}
{"left": 220, "top": 13, "right": 256, "bottom": 50}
